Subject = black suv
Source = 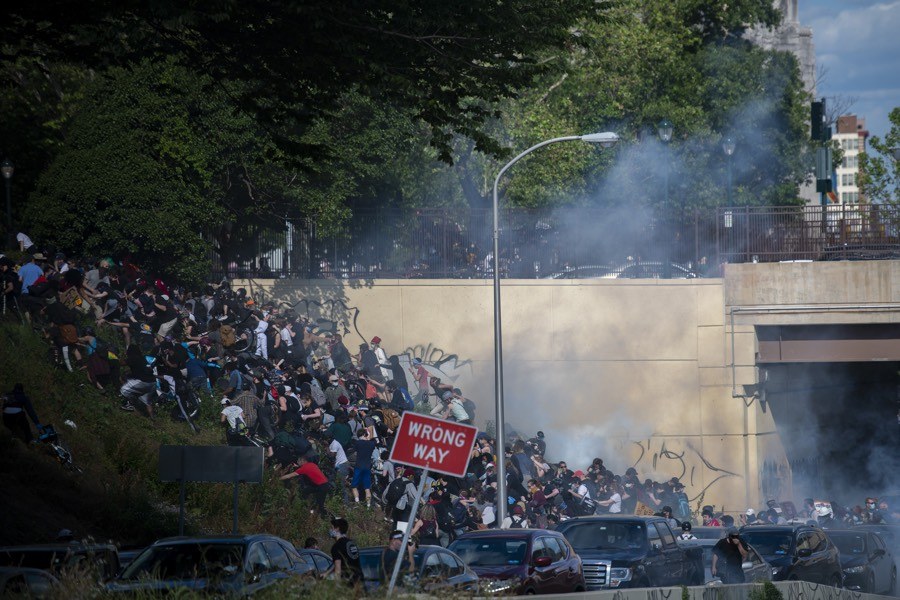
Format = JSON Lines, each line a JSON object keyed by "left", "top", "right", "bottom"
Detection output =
{"left": 740, "top": 525, "right": 843, "bottom": 586}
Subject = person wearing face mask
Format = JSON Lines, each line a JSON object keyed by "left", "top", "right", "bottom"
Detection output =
{"left": 325, "top": 373, "right": 348, "bottom": 410}
{"left": 324, "top": 517, "right": 361, "bottom": 585}
{"left": 864, "top": 497, "right": 885, "bottom": 524}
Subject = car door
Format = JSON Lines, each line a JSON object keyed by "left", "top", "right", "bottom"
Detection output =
{"left": 548, "top": 536, "right": 580, "bottom": 592}
{"left": 244, "top": 542, "right": 273, "bottom": 594}
{"left": 870, "top": 533, "right": 889, "bottom": 592}
{"left": 645, "top": 522, "right": 668, "bottom": 585}
{"left": 655, "top": 523, "right": 683, "bottom": 585}
{"left": 530, "top": 537, "right": 556, "bottom": 592}
{"left": 810, "top": 532, "right": 831, "bottom": 583}
{"left": 262, "top": 541, "right": 294, "bottom": 584}
{"left": 744, "top": 546, "right": 769, "bottom": 582}
{"left": 420, "top": 550, "right": 444, "bottom": 586}
{"left": 793, "top": 532, "right": 814, "bottom": 581}
{"left": 437, "top": 550, "right": 470, "bottom": 591}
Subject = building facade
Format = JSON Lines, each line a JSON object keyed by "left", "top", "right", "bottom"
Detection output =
{"left": 834, "top": 115, "right": 870, "bottom": 205}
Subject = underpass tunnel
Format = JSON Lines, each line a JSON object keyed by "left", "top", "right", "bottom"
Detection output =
{"left": 757, "top": 324, "right": 900, "bottom": 506}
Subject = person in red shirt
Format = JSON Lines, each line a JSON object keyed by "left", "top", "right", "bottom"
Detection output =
{"left": 280, "top": 455, "right": 330, "bottom": 514}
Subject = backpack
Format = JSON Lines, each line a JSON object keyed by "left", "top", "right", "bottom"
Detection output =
{"left": 462, "top": 399, "right": 476, "bottom": 422}
{"left": 220, "top": 324, "right": 236, "bottom": 348}
{"left": 509, "top": 515, "right": 526, "bottom": 529}
{"left": 228, "top": 414, "right": 248, "bottom": 435}
{"left": 420, "top": 520, "right": 437, "bottom": 538}
{"left": 309, "top": 379, "right": 327, "bottom": 407}
{"left": 377, "top": 408, "right": 401, "bottom": 432}
{"left": 384, "top": 478, "right": 407, "bottom": 508}
{"left": 284, "top": 394, "right": 302, "bottom": 415}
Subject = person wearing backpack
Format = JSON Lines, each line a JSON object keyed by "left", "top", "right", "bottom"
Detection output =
{"left": 221, "top": 398, "right": 250, "bottom": 446}
{"left": 502, "top": 505, "right": 529, "bottom": 529}
{"left": 79, "top": 326, "right": 112, "bottom": 391}
{"left": 411, "top": 502, "right": 442, "bottom": 547}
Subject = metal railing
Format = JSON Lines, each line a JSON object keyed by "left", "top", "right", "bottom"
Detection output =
{"left": 208, "top": 204, "right": 900, "bottom": 280}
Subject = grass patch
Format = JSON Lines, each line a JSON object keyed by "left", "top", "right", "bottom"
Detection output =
{"left": 0, "top": 321, "right": 390, "bottom": 553}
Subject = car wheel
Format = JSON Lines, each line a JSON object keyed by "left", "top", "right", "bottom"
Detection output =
{"left": 890, "top": 568, "right": 897, "bottom": 595}
{"left": 524, "top": 588, "right": 536, "bottom": 595}
{"left": 867, "top": 574, "right": 875, "bottom": 594}
{"left": 830, "top": 574, "right": 842, "bottom": 588}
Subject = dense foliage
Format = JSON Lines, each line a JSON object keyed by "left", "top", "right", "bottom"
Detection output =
{"left": 1, "top": 0, "right": 814, "bottom": 281}
{"left": 858, "top": 107, "right": 900, "bottom": 205}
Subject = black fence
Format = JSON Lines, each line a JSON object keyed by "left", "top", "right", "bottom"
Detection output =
{"left": 209, "top": 204, "right": 900, "bottom": 280}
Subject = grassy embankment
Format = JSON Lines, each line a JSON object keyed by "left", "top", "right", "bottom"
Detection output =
{"left": 0, "top": 320, "right": 391, "bottom": 551}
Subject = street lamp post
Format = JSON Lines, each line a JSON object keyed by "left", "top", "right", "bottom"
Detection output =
{"left": 492, "top": 131, "right": 618, "bottom": 528}
{"left": 657, "top": 120, "right": 673, "bottom": 278}
{"left": 1, "top": 159, "right": 13, "bottom": 249}
{"left": 723, "top": 137, "right": 736, "bottom": 205}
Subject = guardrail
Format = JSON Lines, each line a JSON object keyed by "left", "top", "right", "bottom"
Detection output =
{"left": 539, "top": 580, "right": 893, "bottom": 600}
{"left": 209, "top": 204, "right": 900, "bottom": 279}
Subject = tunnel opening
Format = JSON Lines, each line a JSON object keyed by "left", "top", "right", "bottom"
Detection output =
{"left": 757, "top": 325, "right": 900, "bottom": 507}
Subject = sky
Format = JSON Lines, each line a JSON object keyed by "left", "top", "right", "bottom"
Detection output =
{"left": 803, "top": 0, "right": 900, "bottom": 144}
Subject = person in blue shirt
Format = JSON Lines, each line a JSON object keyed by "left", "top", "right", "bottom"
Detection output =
{"left": 17, "top": 254, "right": 45, "bottom": 295}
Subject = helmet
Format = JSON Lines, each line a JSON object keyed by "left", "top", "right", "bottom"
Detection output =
{"left": 681, "top": 522, "right": 692, "bottom": 531}
{"left": 82, "top": 326, "right": 95, "bottom": 337}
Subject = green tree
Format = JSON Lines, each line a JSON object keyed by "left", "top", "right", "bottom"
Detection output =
{"left": 859, "top": 107, "right": 900, "bottom": 205}
{"left": 4, "top": 0, "right": 614, "bottom": 162}
{"left": 456, "top": 0, "right": 809, "bottom": 210}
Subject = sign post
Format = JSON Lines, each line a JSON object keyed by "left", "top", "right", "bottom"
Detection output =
{"left": 159, "top": 446, "right": 265, "bottom": 535}
{"left": 385, "top": 413, "right": 478, "bottom": 595}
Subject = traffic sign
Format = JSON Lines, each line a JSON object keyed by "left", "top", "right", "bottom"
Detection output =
{"left": 388, "top": 412, "right": 478, "bottom": 479}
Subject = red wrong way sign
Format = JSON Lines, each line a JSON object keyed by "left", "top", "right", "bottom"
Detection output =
{"left": 389, "top": 412, "right": 478, "bottom": 479}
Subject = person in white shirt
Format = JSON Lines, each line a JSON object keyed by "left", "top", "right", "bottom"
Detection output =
{"left": 16, "top": 232, "right": 34, "bottom": 253}
{"left": 326, "top": 433, "right": 351, "bottom": 500}
{"left": 370, "top": 336, "right": 392, "bottom": 381}
{"left": 597, "top": 484, "right": 623, "bottom": 514}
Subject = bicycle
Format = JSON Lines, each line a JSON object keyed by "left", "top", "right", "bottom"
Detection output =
{"left": 36, "top": 424, "right": 83, "bottom": 474}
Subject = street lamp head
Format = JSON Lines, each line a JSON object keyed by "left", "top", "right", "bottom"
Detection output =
{"left": 722, "top": 137, "right": 736, "bottom": 157}
{"left": 580, "top": 131, "right": 620, "bottom": 149}
{"left": 657, "top": 120, "right": 673, "bottom": 143}
{"left": 0, "top": 159, "right": 12, "bottom": 180}
{"left": 891, "top": 147, "right": 900, "bottom": 162}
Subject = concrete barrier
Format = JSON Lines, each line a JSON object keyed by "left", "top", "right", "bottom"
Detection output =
{"left": 523, "top": 581, "right": 892, "bottom": 600}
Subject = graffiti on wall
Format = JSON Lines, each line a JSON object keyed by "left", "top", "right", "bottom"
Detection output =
{"left": 620, "top": 438, "right": 742, "bottom": 507}
{"left": 273, "top": 295, "right": 473, "bottom": 387}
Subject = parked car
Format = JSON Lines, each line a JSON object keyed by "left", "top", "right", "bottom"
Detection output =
{"left": 358, "top": 545, "right": 477, "bottom": 593}
{"left": 677, "top": 537, "right": 773, "bottom": 584}
{"left": 449, "top": 529, "right": 584, "bottom": 595}
{"left": 0, "top": 567, "right": 59, "bottom": 598}
{"left": 827, "top": 529, "right": 896, "bottom": 594}
{"left": 740, "top": 525, "right": 843, "bottom": 586}
{"left": 600, "top": 261, "right": 699, "bottom": 279}
{"left": 0, "top": 542, "right": 120, "bottom": 582}
{"left": 543, "top": 265, "right": 613, "bottom": 279}
{"left": 554, "top": 516, "right": 703, "bottom": 590}
{"left": 106, "top": 534, "right": 326, "bottom": 595}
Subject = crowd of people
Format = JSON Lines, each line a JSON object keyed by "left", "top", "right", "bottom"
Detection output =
{"left": 2, "top": 237, "right": 898, "bottom": 589}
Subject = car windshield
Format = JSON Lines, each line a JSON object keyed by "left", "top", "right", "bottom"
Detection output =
{"left": 118, "top": 543, "right": 244, "bottom": 581}
{"left": 559, "top": 522, "right": 649, "bottom": 551}
{"left": 740, "top": 532, "right": 793, "bottom": 557}
{"left": 829, "top": 533, "right": 867, "bottom": 555}
{"left": 449, "top": 538, "right": 529, "bottom": 567}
